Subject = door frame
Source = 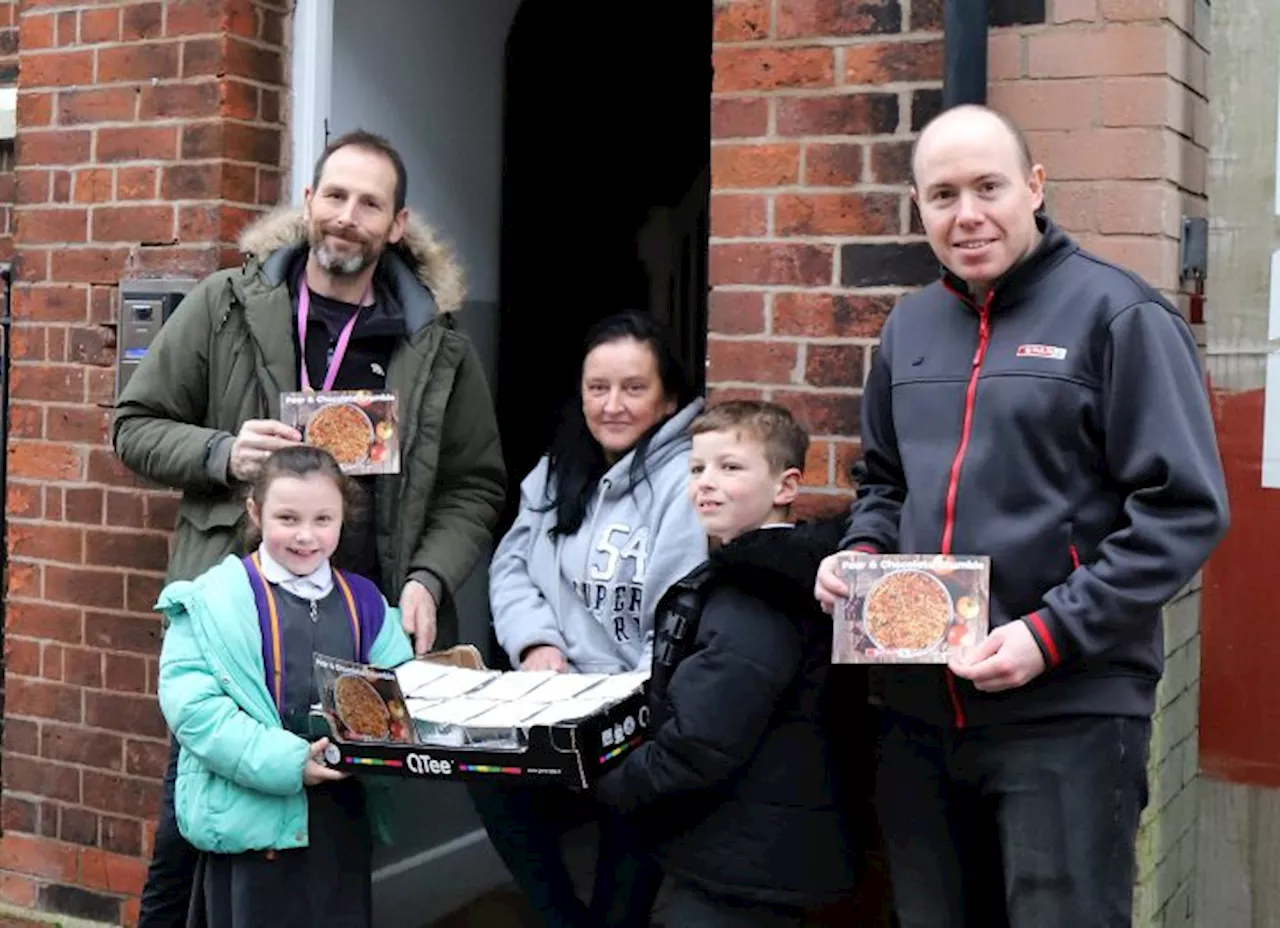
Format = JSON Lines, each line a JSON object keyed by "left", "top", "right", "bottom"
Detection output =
{"left": 289, "top": 0, "right": 334, "bottom": 204}
{"left": 285, "top": 10, "right": 512, "bottom": 925}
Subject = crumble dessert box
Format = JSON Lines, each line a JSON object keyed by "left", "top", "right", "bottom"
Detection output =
{"left": 314, "top": 649, "right": 650, "bottom": 789}
{"left": 315, "top": 654, "right": 417, "bottom": 745}
{"left": 832, "top": 553, "right": 991, "bottom": 664}
{"left": 279, "top": 389, "right": 400, "bottom": 475}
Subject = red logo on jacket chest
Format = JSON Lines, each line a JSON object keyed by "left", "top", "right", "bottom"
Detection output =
{"left": 1016, "top": 344, "right": 1068, "bottom": 360}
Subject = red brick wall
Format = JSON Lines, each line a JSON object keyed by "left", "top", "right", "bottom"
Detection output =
{"left": 706, "top": 0, "right": 1198, "bottom": 515}
{"left": 1, "top": 2, "right": 286, "bottom": 923}
{"left": 706, "top": 0, "right": 979, "bottom": 517}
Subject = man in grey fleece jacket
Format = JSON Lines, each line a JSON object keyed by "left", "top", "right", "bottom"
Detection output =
{"left": 815, "top": 106, "right": 1229, "bottom": 927}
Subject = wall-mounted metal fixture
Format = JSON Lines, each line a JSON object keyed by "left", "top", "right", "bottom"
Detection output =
{"left": 1179, "top": 216, "right": 1209, "bottom": 325}
{"left": 115, "top": 278, "right": 196, "bottom": 398}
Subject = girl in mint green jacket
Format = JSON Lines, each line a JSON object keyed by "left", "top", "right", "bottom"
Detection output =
{"left": 157, "top": 446, "right": 412, "bottom": 928}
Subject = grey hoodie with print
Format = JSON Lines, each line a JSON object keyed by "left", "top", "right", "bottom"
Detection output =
{"left": 490, "top": 400, "right": 708, "bottom": 674}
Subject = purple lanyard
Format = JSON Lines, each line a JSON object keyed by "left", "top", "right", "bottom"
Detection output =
{"left": 296, "top": 273, "right": 370, "bottom": 392}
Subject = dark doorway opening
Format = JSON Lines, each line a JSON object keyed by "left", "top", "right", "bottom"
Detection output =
{"left": 495, "top": 0, "right": 712, "bottom": 514}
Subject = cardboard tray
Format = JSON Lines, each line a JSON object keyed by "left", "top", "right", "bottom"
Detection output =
{"left": 317, "top": 648, "right": 651, "bottom": 789}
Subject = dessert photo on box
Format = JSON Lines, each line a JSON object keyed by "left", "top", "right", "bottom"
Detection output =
{"left": 280, "top": 389, "right": 401, "bottom": 475}
{"left": 833, "top": 553, "right": 991, "bottom": 664}
{"left": 315, "top": 654, "right": 417, "bottom": 745}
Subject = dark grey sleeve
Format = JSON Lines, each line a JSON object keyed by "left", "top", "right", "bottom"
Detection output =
{"left": 843, "top": 320, "right": 905, "bottom": 553}
{"left": 1029, "top": 301, "right": 1230, "bottom": 665}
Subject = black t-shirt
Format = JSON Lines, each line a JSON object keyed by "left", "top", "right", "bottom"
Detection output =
{"left": 295, "top": 286, "right": 401, "bottom": 589}
{"left": 301, "top": 289, "right": 401, "bottom": 392}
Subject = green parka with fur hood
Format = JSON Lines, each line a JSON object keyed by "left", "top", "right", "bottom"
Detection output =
{"left": 112, "top": 206, "right": 506, "bottom": 635}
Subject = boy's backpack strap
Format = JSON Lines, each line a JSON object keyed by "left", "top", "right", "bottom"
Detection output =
{"left": 651, "top": 562, "right": 717, "bottom": 704}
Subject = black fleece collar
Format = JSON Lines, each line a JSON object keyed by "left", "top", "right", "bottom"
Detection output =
{"left": 707, "top": 517, "right": 848, "bottom": 630}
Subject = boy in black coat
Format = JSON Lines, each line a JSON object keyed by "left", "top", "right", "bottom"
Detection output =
{"left": 596, "top": 400, "right": 869, "bottom": 926}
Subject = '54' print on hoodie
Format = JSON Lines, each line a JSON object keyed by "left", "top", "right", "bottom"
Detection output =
{"left": 575, "top": 523, "right": 651, "bottom": 643}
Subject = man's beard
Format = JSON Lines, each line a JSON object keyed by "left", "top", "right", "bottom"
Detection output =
{"left": 309, "top": 226, "right": 381, "bottom": 276}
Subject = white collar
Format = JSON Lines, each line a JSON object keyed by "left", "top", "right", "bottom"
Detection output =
{"left": 257, "top": 546, "right": 334, "bottom": 601}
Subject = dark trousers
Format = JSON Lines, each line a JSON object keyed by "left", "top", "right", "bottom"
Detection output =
{"left": 875, "top": 710, "right": 1151, "bottom": 928}
{"left": 663, "top": 879, "right": 805, "bottom": 928}
{"left": 468, "top": 780, "right": 662, "bottom": 928}
{"left": 139, "top": 737, "right": 199, "bottom": 928}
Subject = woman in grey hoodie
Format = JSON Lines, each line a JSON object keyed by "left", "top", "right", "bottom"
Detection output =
{"left": 472, "top": 311, "right": 706, "bottom": 928}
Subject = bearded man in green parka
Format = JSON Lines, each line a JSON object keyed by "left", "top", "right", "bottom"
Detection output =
{"left": 113, "top": 129, "right": 506, "bottom": 927}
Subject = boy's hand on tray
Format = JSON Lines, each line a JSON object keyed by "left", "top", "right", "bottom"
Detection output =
{"left": 814, "top": 553, "right": 853, "bottom": 614}
{"left": 303, "top": 738, "right": 348, "bottom": 786}
{"left": 948, "top": 621, "right": 1046, "bottom": 692}
{"left": 521, "top": 645, "right": 570, "bottom": 673}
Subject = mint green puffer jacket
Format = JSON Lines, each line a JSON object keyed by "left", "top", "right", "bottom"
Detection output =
{"left": 157, "top": 555, "right": 413, "bottom": 854}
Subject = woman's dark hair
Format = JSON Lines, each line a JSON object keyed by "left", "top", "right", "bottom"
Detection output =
{"left": 543, "top": 311, "right": 692, "bottom": 538}
{"left": 241, "top": 445, "right": 367, "bottom": 554}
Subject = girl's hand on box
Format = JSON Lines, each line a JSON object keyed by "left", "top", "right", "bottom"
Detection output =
{"left": 303, "top": 738, "right": 348, "bottom": 786}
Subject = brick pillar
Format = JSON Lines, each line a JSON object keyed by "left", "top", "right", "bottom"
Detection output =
{"left": 986, "top": 5, "right": 1210, "bottom": 926}
{"left": 2, "top": 2, "right": 287, "bottom": 923}
{"left": 991, "top": 1, "right": 1208, "bottom": 298}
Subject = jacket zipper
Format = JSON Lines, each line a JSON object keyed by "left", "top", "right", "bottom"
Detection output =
{"left": 940, "top": 291, "right": 994, "bottom": 729}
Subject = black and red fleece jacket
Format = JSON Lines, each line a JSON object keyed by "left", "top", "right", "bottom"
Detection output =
{"left": 843, "top": 216, "right": 1229, "bottom": 727}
